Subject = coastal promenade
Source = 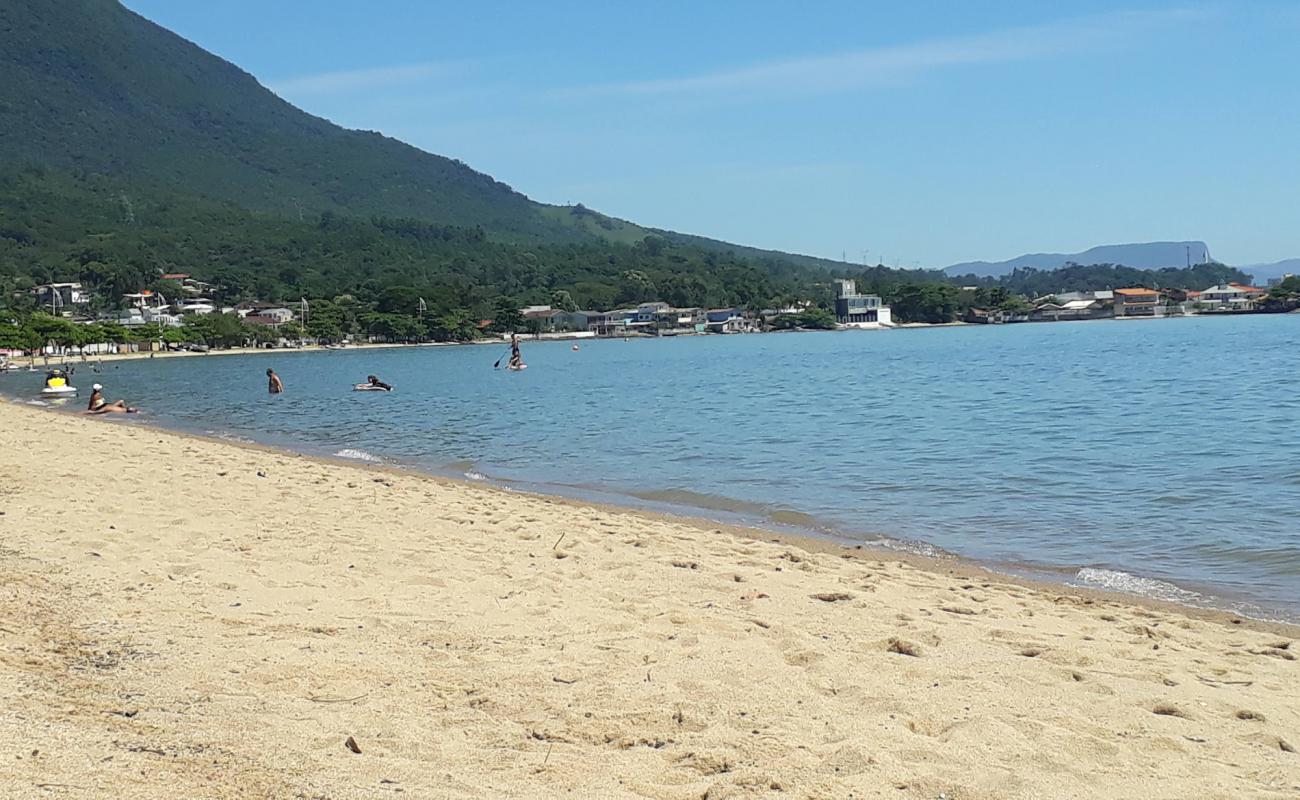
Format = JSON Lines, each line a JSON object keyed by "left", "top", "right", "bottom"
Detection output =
{"left": 0, "top": 402, "right": 1296, "bottom": 798}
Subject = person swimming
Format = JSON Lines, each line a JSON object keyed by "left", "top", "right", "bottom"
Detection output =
{"left": 365, "top": 375, "right": 393, "bottom": 391}
{"left": 85, "top": 383, "right": 137, "bottom": 414}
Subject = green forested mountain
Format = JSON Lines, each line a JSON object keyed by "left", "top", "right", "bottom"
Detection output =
{"left": 0, "top": 0, "right": 592, "bottom": 242}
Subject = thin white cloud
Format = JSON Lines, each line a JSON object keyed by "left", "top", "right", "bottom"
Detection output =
{"left": 270, "top": 60, "right": 474, "bottom": 96}
{"left": 551, "top": 8, "right": 1208, "bottom": 100}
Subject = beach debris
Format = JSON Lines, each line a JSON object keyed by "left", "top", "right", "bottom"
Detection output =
{"left": 344, "top": 735, "right": 362, "bottom": 754}
{"left": 552, "top": 676, "right": 577, "bottom": 685}
{"left": 811, "top": 592, "right": 852, "bottom": 603}
{"left": 256, "top": 471, "right": 267, "bottom": 478}
{"left": 1197, "top": 676, "right": 1253, "bottom": 687}
{"left": 1249, "top": 646, "right": 1296, "bottom": 661}
{"left": 308, "top": 692, "right": 369, "bottom": 703}
{"left": 886, "top": 637, "right": 921, "bottom": 657}
{"left": 552, "top": 532, "right": 566, "bottom": 550}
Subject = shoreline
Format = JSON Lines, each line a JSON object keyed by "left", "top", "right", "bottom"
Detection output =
{"left": 1, "top": 401, "right": 1297, "bottom": 797}
{"left": 8, "top": 398, "right": 1299, "bottom": 636}
{"left": 6, "top": 383, "right": 1296, "bottom": 627}
{"left": 7, "top": 308, "right": 1294, "bottom": 368}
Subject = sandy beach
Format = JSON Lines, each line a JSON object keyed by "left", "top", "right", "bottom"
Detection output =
{"left": 0, "top": 402, "right": 1296, "bottom": 799}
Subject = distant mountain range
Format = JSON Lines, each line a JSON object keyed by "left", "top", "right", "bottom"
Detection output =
{"left": 945, "top": 242, "right": 1298, "bottom": 284}
{"left": 943, "top": 242, "right": 1213, "bottom": 278}
{"left": 1240, "top": 259, "right": 1300, "bottom": 283}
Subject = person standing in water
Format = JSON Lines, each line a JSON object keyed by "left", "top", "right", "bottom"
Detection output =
{"left": 266, "top": 368, "right": 284, "bottom": 394}
{"left": 508, "top": 333, "right": 524, "bottom": 370}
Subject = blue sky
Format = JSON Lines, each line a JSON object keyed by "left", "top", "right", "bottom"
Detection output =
{"left": 122, "top": 1, "right": 1299, "bottom": 267}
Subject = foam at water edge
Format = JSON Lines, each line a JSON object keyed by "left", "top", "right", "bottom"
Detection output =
{"left": 1072, "top": 568, "right": 1205, "bottom": 605}
{"left": 335, "top": 448, "right": 382, "bottom": 463}
{"left": 464, "top": 471, "right": 487, "bottom": 481}
{"left": 869, "top": 536, "right": 948, "bottom": 559}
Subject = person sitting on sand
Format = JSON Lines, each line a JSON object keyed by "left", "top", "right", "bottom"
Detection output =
{"left": 365, "top": 375, "right": 393, "bottom": 391}
{"left": 267, "top": 368, "right": 284, "bottom": 394}
{"left": 85, "top": 383, "right": 137, "bottom": 414}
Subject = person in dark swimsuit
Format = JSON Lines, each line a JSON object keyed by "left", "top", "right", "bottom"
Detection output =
{"left": 508, "top": 333, "right": 523, "bottom": 369}
{"left": 267, "top": 368, "right": 284, "bottom": 394}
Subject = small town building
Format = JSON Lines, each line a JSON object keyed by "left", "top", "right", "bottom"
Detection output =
{"left": 832, "top": 279, "right": 892, "bottom": 327}
{"left": 1113, "top": 287, "right": 1164, "bottom": 317}
{"left": 32, "top": 283, "right": 90, "bottom": 313}
{"left": 1198, "top": 283, "right": 1267, "bottom": 310}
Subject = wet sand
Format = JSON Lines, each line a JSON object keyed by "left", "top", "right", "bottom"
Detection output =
{"left": 0, "top": 402, "right": 1296, "bottom": 799}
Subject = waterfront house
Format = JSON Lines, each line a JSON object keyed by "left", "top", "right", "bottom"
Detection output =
{"left": 832, "top": 279, "right": 892, "bottom": 327}
{"left": 1113, "top": 287, "right": 1164, "bottom": 317}
{"left": 654, "top": 307, "right": 706, "bottom": 331}
{"left": 1032, "top": 298, "right": 1109, "bottom": 321}
{"left": 1198, "top": 283, "right": 1267, "bottom": 310}
{"left": 1053, "top": 290, "right": 1114, "bottom": 304}
{"left": 634, "top": 302, "right": 671, "bottom": 323}
{"left": 704, "top": 308, "right": 750, "bottom": 333}
{"left": 523, "top": 307, "right": 564, "bottom": 332}
{"left": 966, "top": 307, "right": 1030, "bottom": 324}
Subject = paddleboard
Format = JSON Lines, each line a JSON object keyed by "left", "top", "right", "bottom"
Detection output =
{"left": 353, "top": 384, "right": 392, "bottom": 391}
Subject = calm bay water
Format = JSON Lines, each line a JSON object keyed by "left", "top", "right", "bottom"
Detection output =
{"left": 8, "top": 314, "right": 1299, "bottom": 619}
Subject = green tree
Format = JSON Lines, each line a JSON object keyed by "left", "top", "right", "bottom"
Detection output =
{"left": 428, "top": 309, "right": 479, "bottom": 342}
{"left": 550, "top": 289, "right": 577, "bottom": 312}
{"left": 489, "top": 296, "right": 524, "bottom": 333}
{"left": 183, "top": 313, "right": 248, "bottom": 347}
{"left": 304, "top": 299, "right": 346, "bottom": 342}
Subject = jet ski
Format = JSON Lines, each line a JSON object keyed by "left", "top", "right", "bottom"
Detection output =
{"left": 40, "top": 369, "right": 77, "bottom": 396}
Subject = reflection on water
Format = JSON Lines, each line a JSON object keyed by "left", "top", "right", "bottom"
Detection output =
{"left": 6, "top": 314, "right": 1298, "bottom": 618}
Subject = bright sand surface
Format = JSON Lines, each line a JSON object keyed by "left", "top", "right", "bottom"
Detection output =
{"left": 0, "top": 403, "right": 1296, "bottom": 799}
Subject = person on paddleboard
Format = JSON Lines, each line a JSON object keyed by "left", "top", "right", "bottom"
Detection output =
{"left": 508, "top": 333, "right": 525, "bottom": 370}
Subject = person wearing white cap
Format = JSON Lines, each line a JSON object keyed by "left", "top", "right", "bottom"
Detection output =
{"left": 85, "top": 383, "right": 137, "bottom": 415}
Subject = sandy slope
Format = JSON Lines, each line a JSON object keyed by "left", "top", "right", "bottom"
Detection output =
{"left": 0, "top": 402, "right": 1296, "bottom": 799}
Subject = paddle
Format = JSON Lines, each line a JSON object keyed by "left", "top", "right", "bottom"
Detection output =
{"left": 492, "top": 347, "right": 512, "bottom": 369}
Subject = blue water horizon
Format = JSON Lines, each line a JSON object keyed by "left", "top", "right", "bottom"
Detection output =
{"left": 7, "top": 314, "right": 1299, "bottom": 620}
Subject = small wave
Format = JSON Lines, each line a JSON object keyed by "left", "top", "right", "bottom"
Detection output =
{"left": 214, "top": 432, "right": 256, "bottom": 444}
{"left": 869, "top": 536, "right": 951, "bottom": 559}
{"left": 24, "top": 399, "right": 49, "bottom": 406}
{"left": 464, "top": 471, "right": 487, "bottom": 481}
{"left": 1072, "top": 568, "right": 1204, "bottom": 604}
{"left": 334, "top": 448, "right": 382, "bottom": 463}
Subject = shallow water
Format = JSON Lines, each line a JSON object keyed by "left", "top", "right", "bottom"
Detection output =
{"left": 7, "top": 314, "right": 1299, "bottom": 619}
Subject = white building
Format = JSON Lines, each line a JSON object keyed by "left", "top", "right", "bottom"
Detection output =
{"left": 33, "top": 283, "right": 90, "bottom": 314}
{"left": 1198, "top": 283, "right": 1267, "bottom": 309}
{"left": 832, "top": 279, "right": 893, "bottom": 328}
